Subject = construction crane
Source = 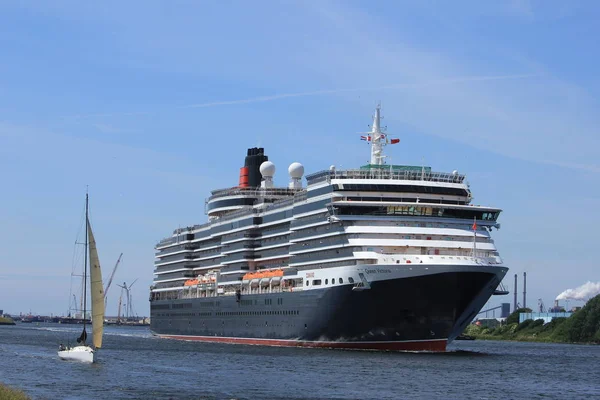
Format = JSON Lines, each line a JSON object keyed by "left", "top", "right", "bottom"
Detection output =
{"left": 117, "top": 279, "right": 138, "bottom": 322}
{"left": 538, "top": 298, "right": 546, "bottom": 313}
{"left": 104, "top": 253, "right": 123, "bottom": 308}
{"left": 116, "top": 292, "right": 123, "bottom": 324}
{"left": 69, "top": 294, "right": 77, "bottom": 318}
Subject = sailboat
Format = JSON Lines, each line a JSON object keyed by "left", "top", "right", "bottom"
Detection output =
{"left": 58, "top": 193, "right": 105, "bottom": 363}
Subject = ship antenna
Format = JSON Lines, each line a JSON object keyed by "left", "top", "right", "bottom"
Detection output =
{"left": 370, "top": 104, "right": 384, "bottom": 165}
{"left": 359, "top": 104, "right": 400, "bottom": 166}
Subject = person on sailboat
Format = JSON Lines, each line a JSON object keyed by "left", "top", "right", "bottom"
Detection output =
{"left": 59, "top": 344, "right": 66, "bottom": 351}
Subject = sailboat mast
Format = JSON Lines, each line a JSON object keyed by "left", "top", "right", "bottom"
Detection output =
{"left": 82, "top": 192, "right": 89, "bottom": 338}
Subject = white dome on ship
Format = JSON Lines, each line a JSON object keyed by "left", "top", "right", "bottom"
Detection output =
{"left": 288, "top": 162, "right": 304, "bottom": 179}
{"left": 259, "top": 161, "right": 276, "bottom": 177}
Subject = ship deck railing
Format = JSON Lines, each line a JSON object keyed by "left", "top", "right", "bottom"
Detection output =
{"left": 209, "top": 187, "right": 301, "bottom": 200}
{"left": 152, "top": 283, "right": 305, "bottom": 300}
{"left": 306, "top": 169, "right": 466, "bottom": 185}
{"left": 373, "top": 253, "right": 503, "bottom": 266}
{"left": 215, "top": 192, "right": 307, "bottom": 220}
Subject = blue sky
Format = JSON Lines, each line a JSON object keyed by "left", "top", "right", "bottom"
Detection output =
{"left": 1, "top": 0, "right": 599, "bottom": 316}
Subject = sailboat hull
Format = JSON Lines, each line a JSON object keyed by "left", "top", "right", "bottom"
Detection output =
{"left": 57, "top": 345, "right": 95, "bottom": 363}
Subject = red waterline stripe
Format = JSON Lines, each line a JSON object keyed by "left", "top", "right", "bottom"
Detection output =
{"left": 157, "top": 334, "right": 447, "bottom": 352}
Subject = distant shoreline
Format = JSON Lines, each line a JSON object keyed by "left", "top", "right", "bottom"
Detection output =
{"left": 0, "top": 316, "right": 16, "bottom": 325}
{"left": 464, "top": 294, "right": 600, "bottom": 345}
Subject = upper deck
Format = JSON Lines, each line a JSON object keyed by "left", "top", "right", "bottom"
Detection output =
{"left": 209, "top": 187, "right": 299, "bottom": 201}
{"left": 155, "top": 106, "right": 485, "bottom": 249}
{"left": 306, "top": 167, "right": 466, "bottom": 187}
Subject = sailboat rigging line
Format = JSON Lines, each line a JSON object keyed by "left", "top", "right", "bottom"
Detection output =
{"left": 80, "top": 192, "right": 89, "bottom": 345}
{"left": 67, "top": 201, "right": 87, "bottom": 317}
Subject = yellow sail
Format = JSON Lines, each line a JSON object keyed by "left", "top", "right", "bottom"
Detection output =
{"left": 87, "top": 219, "right": 105, "bottom": 349}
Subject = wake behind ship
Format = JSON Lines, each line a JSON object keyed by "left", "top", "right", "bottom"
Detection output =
{"left": 150, "top": 106, "right": 508, "bottom": 351}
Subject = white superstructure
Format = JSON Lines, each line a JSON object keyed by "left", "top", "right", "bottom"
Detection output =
{"left": 151, "top": 106, "right": 504, "bottom": 300}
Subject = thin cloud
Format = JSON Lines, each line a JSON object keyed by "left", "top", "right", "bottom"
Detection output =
{"left": 63, "top": 111, "right": 150, "bottom": 120}
{"left": 183, "top": 74, "right": 536, "bottom": 108}
{"left": 539, "top": 159, "right": 600, "bottom": 174}
{"left": 62, "top": 73, "right": 536, "bottom": 118}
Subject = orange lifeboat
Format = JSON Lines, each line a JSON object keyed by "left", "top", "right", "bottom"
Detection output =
{"left": 184, "top": 279, "right": 199, "bottom": 286}
{"left": 242, "top": 269, "right": 284, "bottom": 281}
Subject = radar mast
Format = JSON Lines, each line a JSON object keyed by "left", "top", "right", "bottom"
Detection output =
{"left": 359, "top": 104, "right": 400, "bottom": 165}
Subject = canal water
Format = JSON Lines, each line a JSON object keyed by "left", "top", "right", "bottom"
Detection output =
{"left": 0, "top": 323, "right": 598, "bottom": 399}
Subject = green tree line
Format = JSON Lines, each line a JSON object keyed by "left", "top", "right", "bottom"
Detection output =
{"left": 465, "top": 294, "right": 600, "bottom": 343}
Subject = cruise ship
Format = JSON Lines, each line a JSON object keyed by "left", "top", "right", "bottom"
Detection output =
{"left": 150, "top": 106, "right": 508, "bottom": 352}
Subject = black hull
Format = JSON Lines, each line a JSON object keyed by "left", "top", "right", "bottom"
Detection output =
{"left": 151, "top": 269, "right": 500, "bottom": 351}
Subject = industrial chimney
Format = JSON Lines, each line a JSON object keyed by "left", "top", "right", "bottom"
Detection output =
{"left": 513, "top": 274, "right": 518, "bottom": 311}
{"left": 523, "top": 272, "right": 527, "bottom": 309}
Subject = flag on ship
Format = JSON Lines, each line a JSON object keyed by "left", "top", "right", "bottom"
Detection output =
{"left": 360, "top": 135, "right": 399, "bottom": 144}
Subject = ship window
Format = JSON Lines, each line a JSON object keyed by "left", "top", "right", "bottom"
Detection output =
{"left": 305, "top": 280, "right": 309, "bottom": 286}
{"left": 339, "top": 278, "right": 343, "bottom": 284}
{"left": 313, "top": 279, "right": 322, "bottom": 286}
{"left": 348, "top": 277, "right": 354, "bottom": 284}
{"left": 325, "top": 279, "right": 328, "bottom": 284}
